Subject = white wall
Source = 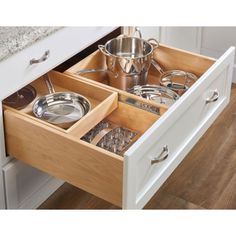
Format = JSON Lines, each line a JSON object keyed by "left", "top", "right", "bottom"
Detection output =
{"left": 160, "top": 27, "right": 202, "bottom": 53}
{"left": 139, "top": 27, "right": 160, "bottom": 40}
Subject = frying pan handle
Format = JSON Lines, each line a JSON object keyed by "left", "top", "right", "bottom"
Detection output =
{"left": 43, "top": 74, "right": 55, "bottom": 94}
{"left": 75, "top": 68, "right": 118, "bottom": 79}
{"left": 151, "top": 59, "right": 165, "bottom": 74}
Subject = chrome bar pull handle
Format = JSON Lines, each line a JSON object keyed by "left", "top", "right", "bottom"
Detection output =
{"left": 30, "top": 50, "right": 50, "bottom": 65}
{"left": 151, "top": 145, "right": 169, "bottom": 165}
{"left": 205, "top": 89, "right": 219, "bottom": 104}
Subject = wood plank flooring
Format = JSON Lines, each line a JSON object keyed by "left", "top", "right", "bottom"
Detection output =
{"left": 39, "top": 85, "right": 236, "bottom": 209}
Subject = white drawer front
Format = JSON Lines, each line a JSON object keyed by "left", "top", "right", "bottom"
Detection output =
{"left": 123, "top": 47, "right": 235, "bottom": 209}
{"left": 3, "top": 159, "right": 63, "bottom": 209}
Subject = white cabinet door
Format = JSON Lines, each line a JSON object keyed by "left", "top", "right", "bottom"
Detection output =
{"left": 201, "top": 27, "right": 236, "bottom": 83}
{"left": 3, "top": 159, "right": 63, "bottom": 209}
{"left": 123, "top": 47, "right": 235, "bottom": 209}
{"left": 160, "top": 27, "right": 202, "bottom": 53}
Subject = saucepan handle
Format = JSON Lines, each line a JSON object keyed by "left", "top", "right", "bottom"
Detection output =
{"left": 98, "top": 45, "right": 110, "bottom": 56}
{"left": 133, "top": 27, "right": 142, "bottom": 38}
{"left": 117, "top": 27, "right": 142, "bottom": 38}
{"left": 148, "top": 38, "right": 160, "bottom": 50}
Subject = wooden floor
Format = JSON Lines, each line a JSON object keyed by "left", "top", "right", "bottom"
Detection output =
{"left": 39, "top": 85, "right": 236, "bottom": 209}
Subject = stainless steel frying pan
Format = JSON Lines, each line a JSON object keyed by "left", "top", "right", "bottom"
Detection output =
{"left": 33, "top": 74, "right": 91, "bottom": 128}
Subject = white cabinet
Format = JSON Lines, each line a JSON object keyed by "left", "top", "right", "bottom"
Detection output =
{"left": 3, "top": 160, "right": 63, "bottom": 209}
{"left": 0, "top": 165, "right": 4, "bottom": 209}
{"left": 160, "top": 27, "right": 202, "bottom": 53}
{"left": 200, "top": 27, "right": 236, "bottom": 83}
{"left": 1, "top": 27, "right": 235, "bottom": 209}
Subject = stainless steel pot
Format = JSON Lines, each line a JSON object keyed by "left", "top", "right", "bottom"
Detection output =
{"left": 33, "top": 74, "right": 91, "bottom": 129}
{"left": 97, "top": 31, "right": 159, "bottom": 91}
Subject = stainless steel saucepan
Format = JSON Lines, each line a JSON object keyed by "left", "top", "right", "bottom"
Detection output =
{"left": 33, "top": 74, "right": 91, "bottom": 128}
{"left": 76, "top": 27, "right": 160, "bottom": 91}
{"left": 98, "top": 35, "right": 159, "bottom": 90}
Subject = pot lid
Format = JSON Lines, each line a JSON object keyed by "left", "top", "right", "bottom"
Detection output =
{"left": 129, "top": 84, "right": 179, "bottom": 107}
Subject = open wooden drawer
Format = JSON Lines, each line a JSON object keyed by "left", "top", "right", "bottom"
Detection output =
{"left": 3, "top": 70, "right": 162, "bottom": 208}
{"left": 3, "top": 44, "right": 235, "bottom": 209}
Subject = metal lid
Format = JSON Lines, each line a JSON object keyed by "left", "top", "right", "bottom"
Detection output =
{"left": 129, "top": 85, "right": 179, "bottom": 107}
{"left": 160, "top": 70, "right": 197, "bottom": 95}
{"left": 3, "top": 85, "right": 37, "bottom": 109}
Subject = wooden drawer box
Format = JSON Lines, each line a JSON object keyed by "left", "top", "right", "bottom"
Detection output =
{"left": 3, "top": 44, "right": 235, "bottom": 209}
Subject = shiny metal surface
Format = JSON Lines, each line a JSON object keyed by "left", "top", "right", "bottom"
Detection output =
{"left": 29, "top": 50, "right": 50, "bottom": 65}
{"left": 33, "top": 92, "right": 90, "bottom": 127}
{"left": 129, "top": 85, "right": 179, "bottom": 107}
{"left": 119, "top": 96, "right": 160, "bottom": 115}
{"left": 82, "top": 121, "right": 138, "bottom": 155}
{"left": 151, "top": 59, "right": 197, "bottom": 95}
{"left": 98, "top": 34, "right": 159, "bottom": 91}
{"left": 75, "top": 68, "right": 118, "bottom": 78}
{"left": 151, "top": 145, "right": 169, "bottom": 165}
{"left": 33, "top": 74, "right": 91, "bottom": 128}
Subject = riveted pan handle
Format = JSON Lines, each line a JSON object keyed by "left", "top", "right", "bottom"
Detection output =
{"left": 151, "top": 59, "right": 165, "bottom": 74}
{"left": 43, "top": 74, "right": 55, "bottom": 94}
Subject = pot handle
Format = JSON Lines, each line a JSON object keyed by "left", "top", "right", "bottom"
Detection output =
{"left": 117, "top": 27, "right": 142, "bottom": 38}
{"left": 148, "top": 38, "right": 160, "bottom": 50}
{"left": 98, "top": 45, "right": 110, "bottom": 56}
{"left": 133, "top": 27, "right": 142, "bottom": 38}
{"left": 151, "top": 59, "right": 165, "bottom": 74}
